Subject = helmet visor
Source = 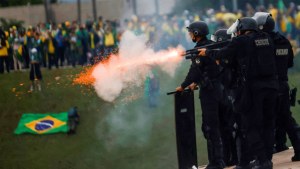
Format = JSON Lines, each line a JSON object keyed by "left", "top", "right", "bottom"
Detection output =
{"left": 252, "top": 12, "right": 271, "bottom": 26}
{"left": 227, "top": 20, "right": 239, "bottom": 35}
{"left": 211, "top": 34, "right": 218, "bottom": 42}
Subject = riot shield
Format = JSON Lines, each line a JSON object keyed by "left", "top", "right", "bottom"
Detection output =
{"left": 168, "top": 89, "right": 198, "bottom": 169}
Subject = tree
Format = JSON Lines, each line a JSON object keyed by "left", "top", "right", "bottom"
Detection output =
{"left": 0, "top": 18, "right": 24, "bottom": 30}
{"left": 0, "top": 0, "right": 57, "bottom": 7}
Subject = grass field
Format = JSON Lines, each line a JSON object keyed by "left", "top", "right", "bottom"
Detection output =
{"left": 0, "top": 60, "right": 300, "bottom": 169}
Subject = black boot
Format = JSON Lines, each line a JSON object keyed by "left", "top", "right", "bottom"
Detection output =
{"left": 287, "top": 126, "right": 300, "bottom": 161}
{"left": 274, "top": 144, "right": 289, "bottom": 153}
{"left": 233, "top": 165, "right": 252, "bottom": 169}
{"left": 292, "top": 153, "right": 300, "bottom": 161}
{"left": 205, "top": 138, "right": 225, "bottom": 169}
{"left": 251, "top": 160, "right": 273, "bottom": 169}
{"left": 274, "top": 127, "right": 288, "bottom": 154}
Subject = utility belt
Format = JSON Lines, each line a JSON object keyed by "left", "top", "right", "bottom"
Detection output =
{"left": 199, "top": 75, "right": 222, "bottom": 90}
{"left": 199, "top": 75, "right": 213, "bottom": 89}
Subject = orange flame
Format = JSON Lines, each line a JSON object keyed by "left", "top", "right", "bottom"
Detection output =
{"left": 73, "top": 48, "right": 183, "bottom": 86}
{"left": 73, "top": 66, "right": 96, "bottom": 85}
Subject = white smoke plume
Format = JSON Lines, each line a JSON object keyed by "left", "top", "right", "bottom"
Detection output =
{"left": 92, "top": 31, "right": 183, "bottom": 102}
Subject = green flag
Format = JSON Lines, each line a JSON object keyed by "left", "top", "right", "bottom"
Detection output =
{"left": 14, "top": 112, "right": 69, "bottom": 134}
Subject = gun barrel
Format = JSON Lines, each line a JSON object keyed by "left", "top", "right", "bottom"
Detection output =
{"left": 167, "top": 87, "right": 199, "bottom": 95}
{"left": 185, "top": 54, "right": 194, "bottom": 60}
{"left": 183, "top": 40, "right": 230, "bottom": 60}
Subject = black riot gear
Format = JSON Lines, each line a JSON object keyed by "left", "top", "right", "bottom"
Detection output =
{"left": 205, "top": 23, "right": 278, "bottom": 168}
{"left": 254, "top": 10, "right": 300, "bottom": 161}
{"left": 187, "top": 21, "right": 209, "bottom": 37}
{"left": 180, "top": 24, "right": 226, "bottom": 168}
{"left": 237, "top": 17, "right": 258, "bottom": 32}
{"left": 268, "top": 30, "right": 300, "bottom": 162}
{"left": 252, "top": 12, "right": 275, "bottom": 33}
{"left": 211, "top": 29, "right": 231, "bottom": 42}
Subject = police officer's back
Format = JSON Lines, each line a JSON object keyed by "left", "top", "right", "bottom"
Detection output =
{"left": 253, "top": 12, "right": 300, "bottom": 162}
{"left": 199, "top": 17, "right": 278, "bottom": 169}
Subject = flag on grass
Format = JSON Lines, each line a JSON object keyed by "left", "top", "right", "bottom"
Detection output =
{"left": 14, "top": 112, "right": 69, "bottom": 134}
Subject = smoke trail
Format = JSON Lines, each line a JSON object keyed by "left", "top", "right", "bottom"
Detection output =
{"left": 97, "top": 101, "right": 155, "bottom": 148}
{"left": 90, "top": 31, "right": 190, "bottom": 148}
{"left": 91, "top": 31, "right": 183, "bottom": 102}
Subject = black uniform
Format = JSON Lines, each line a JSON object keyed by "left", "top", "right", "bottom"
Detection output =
{"left": 270, "top": 32, "right": 300, "bottom": 160}
{"left": 206, "top": 31, "right": 278, "bottom": 167}
{"left": 181, "top": 38, "right": 225, "bottom": 169}
{"left": 218, "top": 52, "right": 239, "bottom": 166}
{"left": 211, "top": 29, "right": 238, "bottom": 166}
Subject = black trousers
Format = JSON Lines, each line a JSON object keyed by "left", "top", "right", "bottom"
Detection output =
{"left": 200, "top": 82, "right": 223, "bottom": 140}
{"left": 220, "top": 89, "right": 238, "bottom": 166}
{"left": 57, "top": 46, "right": 65, "bottom": 66}
{"left": 30, "top": 63, "right": 42, "bottom": 81}
{"left": 48, "top": 53, "right": 58, "bottom": 69}
{"left": 200, "top": 81, "right": 225, "bottom": 167}
{"left": 239, "top": 87, "right": 277, "bottom": 165}
{"left": 0, "top": 56, "right": 10, "bottom": 73}
{"left": 275, "top": 81, "right": 300, "bottom": 151}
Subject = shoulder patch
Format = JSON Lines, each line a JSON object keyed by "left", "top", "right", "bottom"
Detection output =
{"left": 255, "top": 39, "right": 270, "bottom": 46}
{"left": 276, "top": 49, "right": 289, "bottom": 56}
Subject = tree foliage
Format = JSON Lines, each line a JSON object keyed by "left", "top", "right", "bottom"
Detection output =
{"left": 0, "top": 18, "right": 24, "bottom": 30}
{"left": 0, "top": 0, "right": 56, "bottom": 7}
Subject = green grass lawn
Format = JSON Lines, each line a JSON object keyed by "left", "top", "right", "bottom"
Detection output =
{"left": 0, "top": 61, "right": 300, "bottom": 169}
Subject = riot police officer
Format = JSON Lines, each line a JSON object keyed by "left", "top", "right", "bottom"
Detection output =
{"left": 253, "top": 12, "right": 300, "bottom": 162}
{"left": 199, "top": 17, "right": 278, "bottom": 169}
{"left": 176, "top": 21, "right": 226, "bottom": 169}
{"left": 212, "top": 29, "right": 238, "bottom": 166}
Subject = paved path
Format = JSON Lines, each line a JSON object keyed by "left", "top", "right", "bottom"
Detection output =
{"left": 198, "top": 148, "right": 300, "bottom": 169}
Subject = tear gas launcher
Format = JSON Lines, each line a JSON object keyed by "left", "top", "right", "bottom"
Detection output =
{"left": 182, "top": 40, "right": 231, "bottom": 60}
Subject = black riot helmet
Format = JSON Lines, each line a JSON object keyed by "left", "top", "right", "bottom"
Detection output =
{"left": 186, "top": 21, "right": 209, "bottom": 37}
{"left": 211, "top": 29, "right": 231, "bottom": 42}
{"left": 237, "top": 17, "right": 258, "bottom": 33}
{"left": 252, "top": 12, "right": 275, "bottom": 32}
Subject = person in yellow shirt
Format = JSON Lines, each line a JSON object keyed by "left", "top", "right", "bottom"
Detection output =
{"left": 0, "top": 28, "right": 10, "bottom": 74}
{"left": 46, "top": 31, "right": 58, "bottom": 69}
{"left": 103, "top": 26, "right": 115, "bottom": 56}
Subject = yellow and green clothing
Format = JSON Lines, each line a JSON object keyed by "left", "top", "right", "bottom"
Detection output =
{"left": 104, "top": 32, "right": 115, "bottom": 47}
{"left": 0, "top": 41, "right": 9, "bottom": 57}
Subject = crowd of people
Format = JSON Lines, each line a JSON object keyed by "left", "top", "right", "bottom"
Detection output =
{"left": 0, "top": 2, "right": 300, "bottom": 74}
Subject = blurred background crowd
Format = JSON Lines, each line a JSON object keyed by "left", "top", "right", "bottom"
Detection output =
{"left": 1, "top": 0, "right": 300, "bottom": 73}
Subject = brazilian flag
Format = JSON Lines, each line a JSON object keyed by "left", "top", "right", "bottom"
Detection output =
{"left": 14, "top": 113, "right": 69, "bottom": 134}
